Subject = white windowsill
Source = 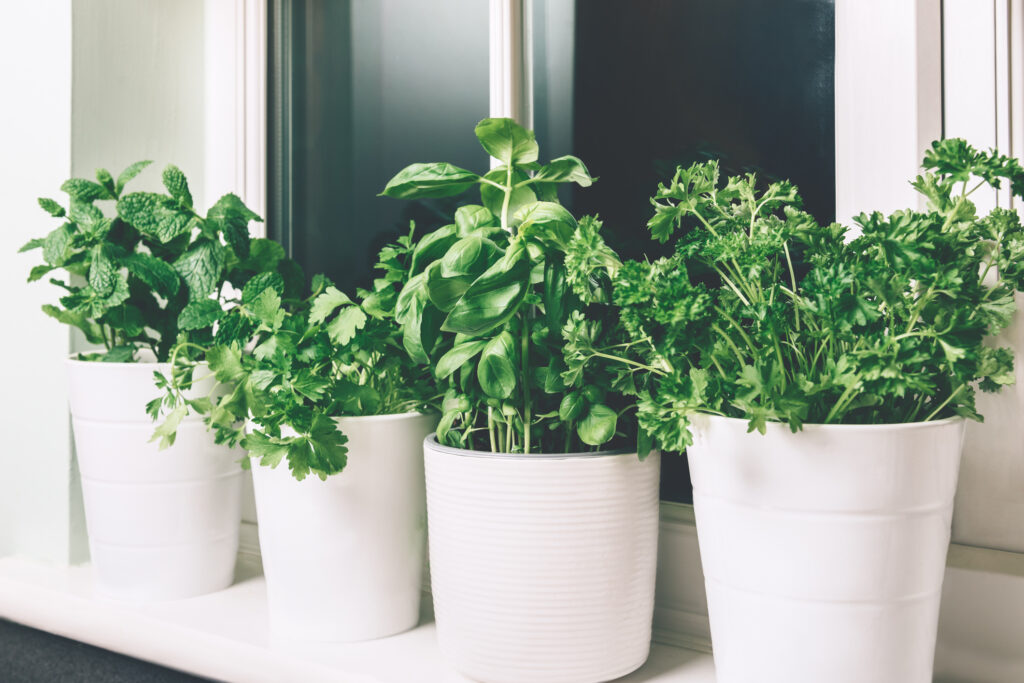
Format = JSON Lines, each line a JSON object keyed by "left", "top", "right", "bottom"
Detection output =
{"left": 0, "top": 556, "right": 715, "bottom": 683}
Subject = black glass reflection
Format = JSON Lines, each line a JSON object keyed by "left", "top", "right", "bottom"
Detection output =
{"left": 534, "top": 0, "right": 836, "bottom": 502}
{"left": 268, "top": 0, "right": 489, "bottom": 294}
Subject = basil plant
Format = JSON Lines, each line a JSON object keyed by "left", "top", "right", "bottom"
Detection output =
{"left": 381, "top": 118, "right": 648, "bottom": 455}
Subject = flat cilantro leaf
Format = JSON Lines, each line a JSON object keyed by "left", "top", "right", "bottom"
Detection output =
{"left": 326, "top": 305, "right": 367, "bottom": 345}
{"left": 309, "top": 286, "right": 351, "bottom": 324}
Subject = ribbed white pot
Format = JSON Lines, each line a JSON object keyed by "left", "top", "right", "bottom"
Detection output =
{"left": 251, "top": 412, "right": 437, "bottom": 642}
{"left": 424, "top": 436, "right": 661, "bottom": 683}
{"left": 687, "top": 414, "right": 966, "bottom": 683}
{"left": 67, "top": 358, "right": 243, "bottom": 602}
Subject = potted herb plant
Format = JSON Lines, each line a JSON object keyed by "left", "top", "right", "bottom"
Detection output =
{"left": 22, "top": 162, "right": 279, "bottom": 600}
{"left": 609, "top": 140, "right": 1024, "bottom": 683}
{"left": 153, "top": 237, "right": 437, "bottom": 642}
{"left": 379, "top": 118, "right": 661, "bottom": 683}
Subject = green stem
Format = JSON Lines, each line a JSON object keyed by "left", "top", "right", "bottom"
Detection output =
{"left": 783, "top": 241, "right": 800, "bottom": 331}
{"left": 587, "top": 351, "right": 667, "bottom": 375}
{"left": 521, "top": 319, "right": 532, "bottom": 454}
{"left": 501, "top": 164, "right": 513, "bottom": 231}
{"left": 924, "top": 384, "right": 965, "bottom": 422}
{"left": 487, "top": 406, "right": 497, "bottom": 453}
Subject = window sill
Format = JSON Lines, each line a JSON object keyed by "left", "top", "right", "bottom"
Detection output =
{"left": 0, "top": 556, "right": 715, "bottom": 683}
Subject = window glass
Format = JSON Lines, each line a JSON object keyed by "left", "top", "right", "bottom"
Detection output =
{"left": 533, "top": 0, "right": 837, "bottom": 500}
{"left": 268, "top": 0, "right": 489, "bottom": 293}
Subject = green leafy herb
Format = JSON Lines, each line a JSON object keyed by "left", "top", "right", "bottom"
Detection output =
{"left": 22, "top": 162, "right": 272, "bottom": 361}
{"left": 608, "top": 139, "right": 1024, "bottom": 453}
{"left": 151, "top": 227, "right": 435, "bottom": 480}
{"left": 381, "top": 118, "right": 640, "bottom": 454}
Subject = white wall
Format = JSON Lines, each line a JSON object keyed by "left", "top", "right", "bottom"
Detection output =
{"left": 71, "top": 0, "right": 207, "bottom": 207}
{"left": 0, "top": 0, "right": 211, "bottom": 564}
{"left": 834, "top": 0, "right": 942, "bottom": 225}
{"left": 943, "top": 0, "right": 1024, "bottom": 555}
{"left": 0, "top": 1, "right": 78, "bottom": 563}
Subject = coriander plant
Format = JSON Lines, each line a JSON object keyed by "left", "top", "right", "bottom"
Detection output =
{"left": 380, "top": 118, "right": 643, "bottom": 454}
{"left": 609, "top": 139, "right": 1024, "bottom": 453}
{"left": 152, "top": 232, "right": 434, "bottom": 480}
{"left": 22, "top": 162, "right": 282, "bottom": 361}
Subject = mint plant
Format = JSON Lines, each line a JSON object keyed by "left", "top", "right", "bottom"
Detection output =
{"left": 609, "top": 139, "right": 1024, "bottom": 453}
{"left": 380, "top": 118, "right": 642, "bottom": 454}
{"left": 22, "top": 162, "right": 287, "bottom": 361}
{"left": 151, "top": 231, "right": 435, "bottom": 480}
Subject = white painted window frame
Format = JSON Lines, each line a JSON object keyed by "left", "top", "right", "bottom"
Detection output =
{"left": 211, "top": 1, "right": 1024, "bottom": 673}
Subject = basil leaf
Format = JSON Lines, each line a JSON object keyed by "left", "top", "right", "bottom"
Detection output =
{"left": 380, "top": 162, "right": 479, "bottom": 199}
{"left": 442, "top": 241, "right": 531, "bottom": 337}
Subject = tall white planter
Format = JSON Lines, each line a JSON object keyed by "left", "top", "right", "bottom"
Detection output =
{"left": 251, "top": 412, "right": 437, "bottom": 642}
{"left": 67, "top": 358, "right": 243, "bottom": 601}
{"left": 424, "top": 437, "right": 661, "bottom": 683}
{"left": 687, "top": 414, "right": 966, "bottom": 683}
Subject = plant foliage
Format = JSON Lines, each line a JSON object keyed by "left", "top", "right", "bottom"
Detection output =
{"left": 22, "top": 162, "right": 281, "bottom": 361}
{"left": 150, "top": 233, "right": 434, "bottom": 480}
{"left": 381, "top": 118, "right": 645, "bottom": 454}
{"left": 611, "top": 139, "right": 1024, "bottom": 453}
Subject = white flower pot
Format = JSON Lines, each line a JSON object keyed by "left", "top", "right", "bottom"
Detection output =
{"left": 424, "top": 436, "right": 661, "bottom": 683}
{"left": 67, "top": 358, "right": 243, "bottom": 601}
{"left": 687, "top": 414, "right": 966, "bottom": 683}
{"left": 251, "top": 412, "right": 437, "bottom": 642}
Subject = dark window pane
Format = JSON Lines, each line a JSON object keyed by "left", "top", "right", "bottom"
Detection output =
{"left": 534, "top": 0, "right": 836, "bottom": 501}
{"left": 268, "top": 0, "right": 489, "bottom": 293}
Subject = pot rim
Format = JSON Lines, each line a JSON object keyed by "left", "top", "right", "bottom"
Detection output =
{"left": 694, "top": 413, "right": 966, "bottom": 432}
{"left": 333, "top": 410, "right": 436, "bottom": 423}
{"left": 65, "top": 348, "right": 184, "bottom": 369}
{"left": 424, "top": 433, "right": 638, "bottom": 460}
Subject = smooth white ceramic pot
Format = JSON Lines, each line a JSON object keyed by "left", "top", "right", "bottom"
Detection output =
{"left": 687, "top": 414, "right": 966, "bottom": 683}
{"left": 251, "top": 412, "right": 437, "bottom": 642}
{"left": 67, "top": 357, "right": 243, "bottom": 602}
{"left": 424, "top": 436, "right": 661, "bottom": 683}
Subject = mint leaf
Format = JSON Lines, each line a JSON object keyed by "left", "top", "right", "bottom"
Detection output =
{"left": 88, "top": 244, "right": 119, "bottom": 297}
{"left": 207, "top": 193, "right": 260, "bottom": 259}
{"left": 42, "top": 224, "right": 73, "bottom": 266}
{"left": 38, "top": 198, "right": 65, "bottom": 217}
{"left": 162, "top": 164, "right": 193, "bottom": 208}
{"left": 117, "top": 192, "right": 192, "bottom": 243}
{"left": 61, "top": 178, "right": 111, "bottom": 202}
{"left": 96, "top": 168, "right": 115, "bottom": 197}
{"left": 174, "top": 240, "right": 225, "bottom": 301}
{"left": 123, "top": 252, "right": 180, "bottom": 298}
{"left": 178, "top": 299, "right": 223, "bottom": 330}
{"left": 242, "top": 271, "right": 285, "bottom": 304}
{"left": 115, "top": 160, "right": 152, "bottom": 195}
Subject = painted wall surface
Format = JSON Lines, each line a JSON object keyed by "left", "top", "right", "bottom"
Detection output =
{"left": 943, "top": 0, "right": 1024, "bottom": 555}
{"left": 71, "top": 0, "right": 207, "bottom": 209}
{"left": 0, "top": 1, "right": 77, "bottom": 563}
